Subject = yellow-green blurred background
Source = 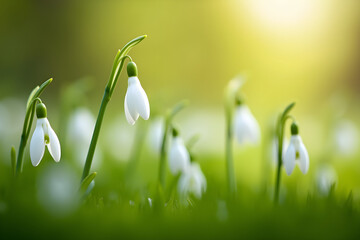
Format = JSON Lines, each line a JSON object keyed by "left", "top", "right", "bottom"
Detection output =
{"left": 1, "top": 0, "right": 360, "bottom": 199}
{"left": 1, "top": 0, "right": 359, "bottom": 105}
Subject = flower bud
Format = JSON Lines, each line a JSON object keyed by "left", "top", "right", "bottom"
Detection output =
{"left": 36, "top": 103, "right": 47, "bottom": 119}
{"left": 127, "top": 61, "right": 138, "bottom": 77}
{"left": 291, "top": 122, "right": 299, "bottom": 135}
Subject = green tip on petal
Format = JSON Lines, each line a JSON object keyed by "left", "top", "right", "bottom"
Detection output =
{"left": 36, "top": 103, "right": 47, "bottom": 118}
{"left": 127, "top": 61, "right": 138, "bottom": 77}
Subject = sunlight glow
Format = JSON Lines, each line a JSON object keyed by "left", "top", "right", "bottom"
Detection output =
{"left": 244, "top": 0, "right": 320, "bottom": 31}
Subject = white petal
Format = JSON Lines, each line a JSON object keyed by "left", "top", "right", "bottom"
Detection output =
{"left": 46, "top": 120, "right": 61, "bottom": 162}
{"left": 168, "top": 137, "right": 190, "bottom": 175}
{"left": 134, "top": 84, "right": 150, "bottom": 120}
{"left": 234, "top": 105, "right": 260, "bottom": 145}
{"left": 127, "top": 77, "right": 150, "bottom": 120}
{"left": 298, "top": 141, "right": 309, "bottom": 174}
{"left": 30, "top": 121, "right": 45, "bottom": 166}
{"left": 125, "top": 83, "right": 140, "bottom": 123}
{"left": 124, "top": 94, "right": 136, "bottom": 125}
{"left": 191, "top": 163, "right": 207, "bottom": 198}
{"left": 178, "top": 172, "right": 190, "bottom": 196}
{"left": 283, "top": 143, "right": 296, "bottom": 175}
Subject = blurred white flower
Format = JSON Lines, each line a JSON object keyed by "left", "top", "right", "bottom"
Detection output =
{"left": 147, "top": 198, "right": 153, "bottom": 208}
{"left": 168, "top": 136, "right": 190, "bottom": 175}
{"left": 316, "top": 164, "right": 338, "bottom": 196}
{"left": 67, "top": 108, "right": 102, "bottom": 168}
{"left": 178, "top": 162, "right": 207, "bottom": 199}
{"left": 234, "top": 104, "right": 261, "bottom": 145}
{"left": 30, "top": 103, "right": 61, "bottom": 167}
{"left": 0, "top": 98, "right": 24, "bottom": 164}
{"left": 333, "top": 120, "right": 359, "bottom": 157}
{"left": 124, "top": 74, "right": 150, "bottom": 125}
{"left": 283, "top": 123, "right": 309, "bottom": 175}
{"left": 147, "top": 117, "right": 164, "bottom": 155}
{"left": 270, "top": 137, "right": 289, "bottom": 166}
{"left": 37, "top": 164, "right": 78, "bottom": 217}
{"left": 105, "top": 116, "right": 135, "bottom": 161}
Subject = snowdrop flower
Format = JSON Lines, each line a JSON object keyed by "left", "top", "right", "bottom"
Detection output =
{"left": 234, "top": 100, "right": 261, "bottom": 145}
{"left": 283, "top": 122, "right": 309, "bottom": 175}
{"left": 270, "top": 137, "right": 289, "bottom": 166}
{"left": 168, "top": 128, "right": 190, "bottom": 175}
{"left": 124, "top": 61, "right": 150, "bottom": 125}
{"left": 37, "top": 164, "right": 78, "bottom": 216}
{"left": 67, "top": 108, "right": 102, "bottom": 168}
{"left": 147, "top": 117, "right": 164, "bottom": 155}
{"left": 333, "top": 120, "right": 359, "bottom": 157}
{"left": 178, "top": 162, "right": 207, "bottom": 199}
{"left": 30, "top": 103, "right": 61, "bottom": 166}
{"left": 316, "top": 164, "right": 337, "bottom": 196}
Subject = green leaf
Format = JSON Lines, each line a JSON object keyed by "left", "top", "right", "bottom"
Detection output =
{"left": 186, "top": 134, "right": 200, "bottom": 151}
{"left": 10, "top": 146, "right": 16, "bottom": 176}
{"left": 36, "top": 78, "right": 52, "bottom": 97}
{"left": 167, "top": 99, "right": 189, "bottom": 122}
{"left": 26, "top": 86, "right": 39, "bottom": 109}
{"left": 109, "top": 35, "right": 147, "bottom": 94}
{"left": 79, "top": 172, "right": 97, "bottom": 194}
{"left": 281, "top": 102, "right": 296, "bottom": 120}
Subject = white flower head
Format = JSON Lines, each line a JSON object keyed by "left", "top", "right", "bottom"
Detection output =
{"left": 67, "top": 108, "right": 102, "bottom": 168}
{"left": 30, "top": 103, "right": 61, "bottom": 166}
{"left": 316, "top": 164, "right": 337, "bottom": 196}
{"left": 333, "top": 120, "right": 359, "bottom": 157}
{"left": 147, "top": 117, "right": 164, "bottom": 155}
{"left": 234, "top": 102, "right": 261, "bottom": 145}
{"left": 178, "top": 162, "right": 207, "bottom": 199}
{"left": 168, "top": 128, "right": 190, "bottom": 175}
{"left": 270, "top": 136, "right": 289, "bottom": 166}
{"left": 283, "top": 122, "right": 309, "bottom": 175}
{"left": 124, "top": 61, "right": 150, "bottom": 125}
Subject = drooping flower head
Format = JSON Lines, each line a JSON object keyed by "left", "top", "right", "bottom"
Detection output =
{"left": 30, "top": 103, "right": 61, "bottom": 166}
{"left": 233, "top": 97, "right": 261, "bottom": 145}
{"left": 168, "top": 128, "right": 190, "bottom": 175}
{"left": 124, "top": 61, "right": 150, "bottom": 125}
{"left": 283, "top": 122, "right": 309, "bottom": 175}
{"left": 178, "top": 162, "right": 207, "bottom": 199}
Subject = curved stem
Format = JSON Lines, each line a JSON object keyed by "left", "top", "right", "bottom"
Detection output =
{"left": 225, "top": 110, "right": 236, "bottom": 199}
{"left": 81, "top": 35, "right": 146, "bottom": 181}
{"left": 223, "top": 79, "right": 242, "bottom": 200}
{"left": 274, "top": 102, "right": 295, "bottom": 203}
{"left": 109, "top": 55, "right": 133, "bottom": 95}
{"left": 158, "top": 100, "right": 188, "bottom": 188}
{"left": 81, "top": 89, "right": 110, "bottom": 181}
{"left": 158, "top": 118, "right": 169, "bottom": 188}
{"left": 15, "top": 80, "right": 51, "bottom": 176}
{"left": 274, "top": 116, "right": 284, "bottom": 204}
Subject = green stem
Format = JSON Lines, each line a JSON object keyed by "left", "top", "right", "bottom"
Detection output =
{"left": 225, "top": 111, "right": 236, "bottom": 199}
{"left": 81, "top": 35, "right": 147, "bottom": 181}
{"left": 274, "top": 117, "right": 284, "bottom": 204}
{"left": 274, "top": 102, "right": 295, "bottom": 204}
{"left": 81, "top": 89, "right": 110, "bottom": 181}
{"left": 223, "top": 78, "right": 243, "bottom": 200}
{"left": 158, "top": 118, "right": 170, "bottom": 188}
{"left": 15, "top": 79, "right": 52, "bottom": 176}
{"left": 158, "top": 100, "right": 189, "bottom": 188}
